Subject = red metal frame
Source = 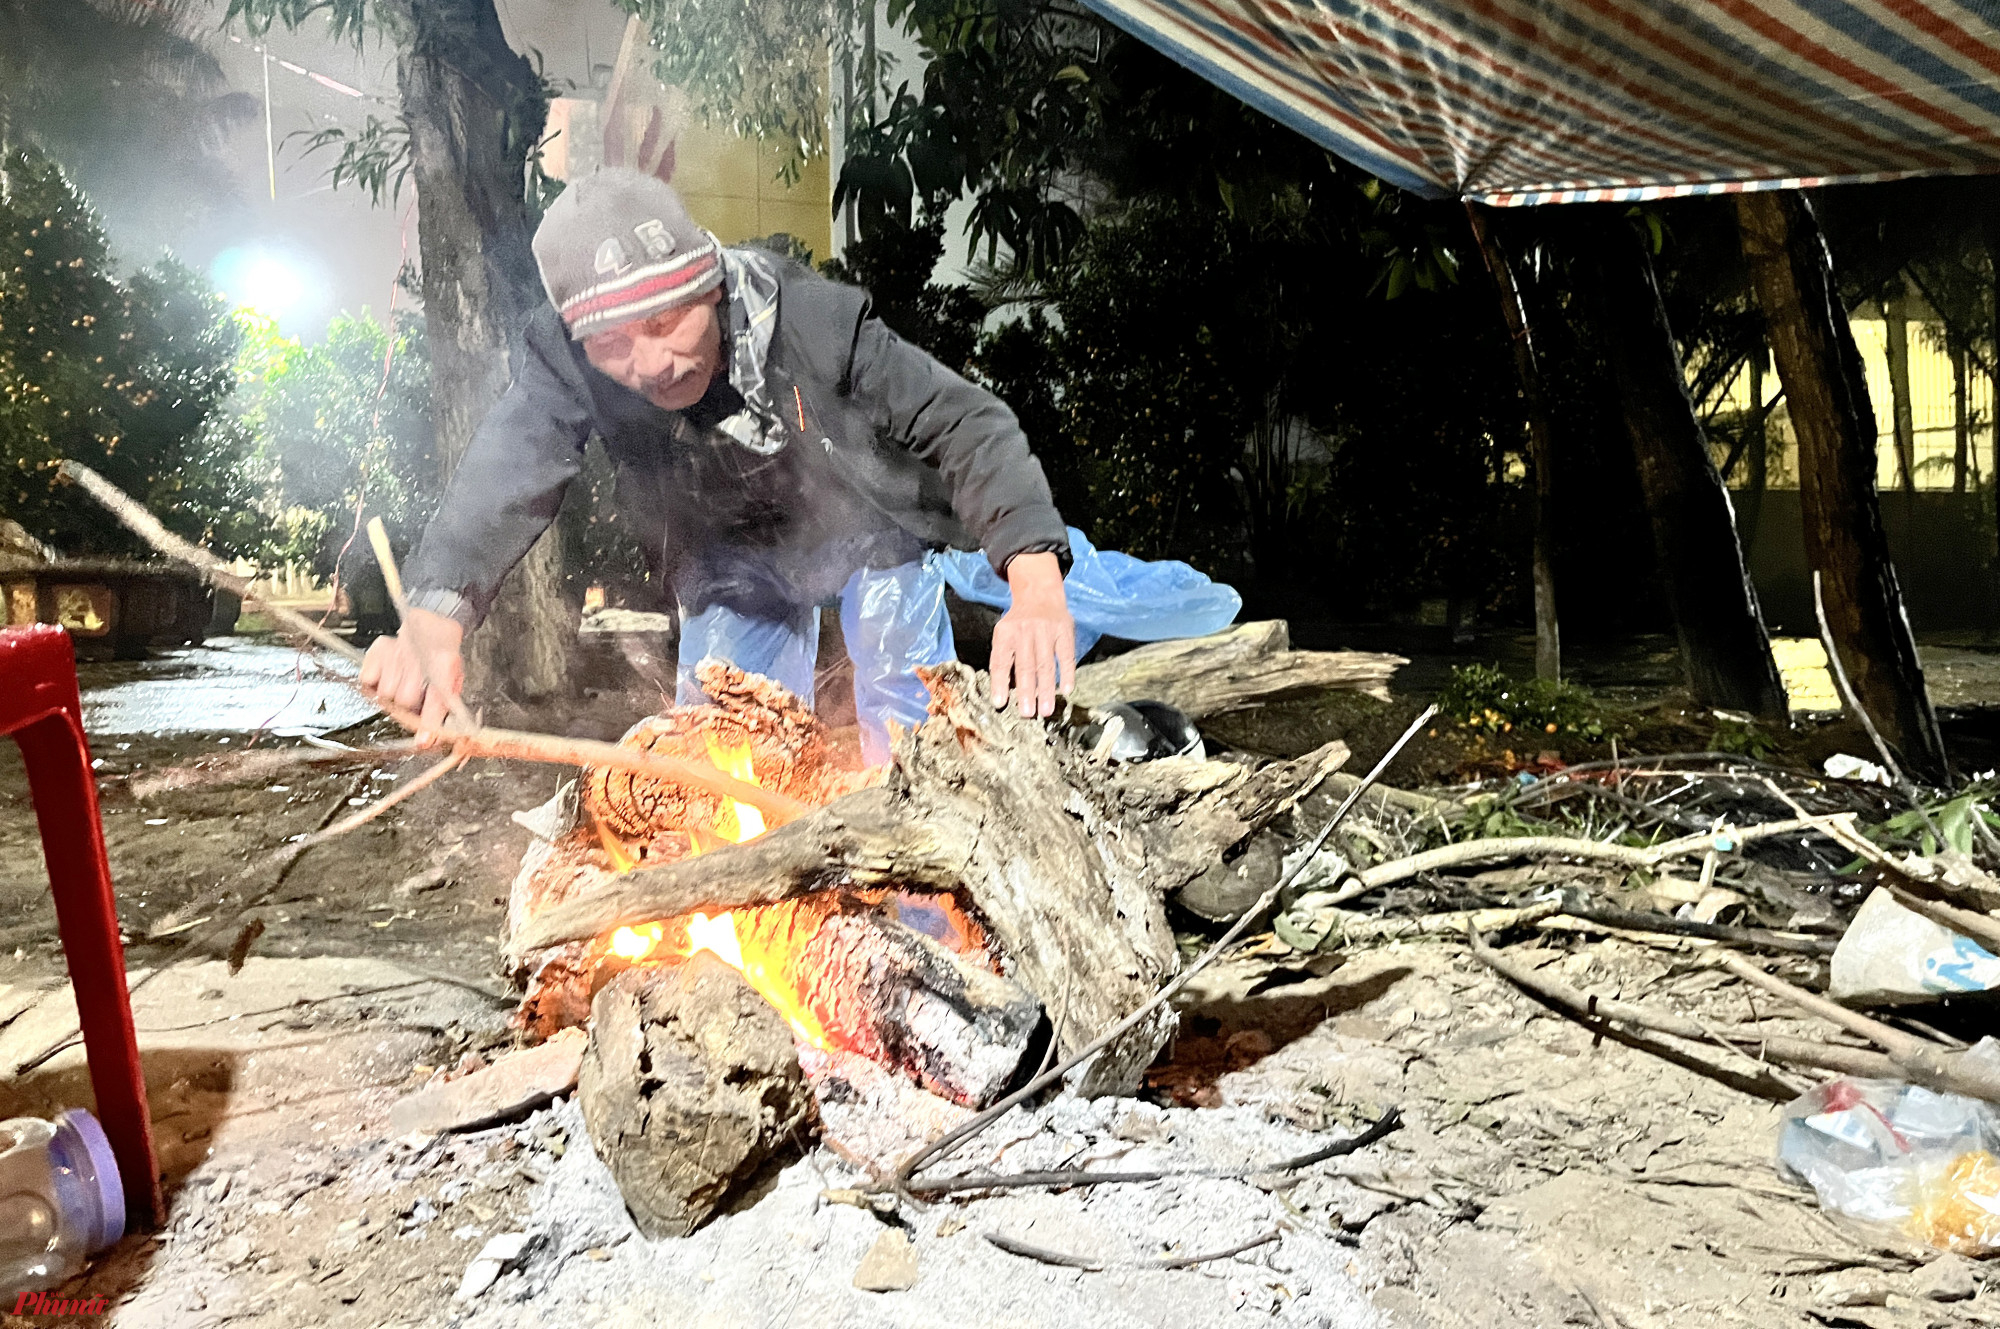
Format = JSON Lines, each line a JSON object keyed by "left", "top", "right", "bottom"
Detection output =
{"left": 0, "top": 625, "right": 161, "bottom": 1228}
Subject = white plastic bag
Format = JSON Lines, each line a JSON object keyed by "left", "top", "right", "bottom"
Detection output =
{"left": 1829, "top": 887, "right": 2000, "bottom": 1005}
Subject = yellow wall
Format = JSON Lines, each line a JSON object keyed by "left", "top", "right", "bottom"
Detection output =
{"left": 544, "top": 96, "right": 833, "bottom": 266}
{"left": 1703, "top": 317, "right": 1993, "bottom": 492}
{"left": 672, "top": 124, "right": 833, "bottom": 265}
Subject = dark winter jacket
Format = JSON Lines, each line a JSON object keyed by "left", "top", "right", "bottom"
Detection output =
{"left": 402, "top": 255, "right": 1067, "bottom": 632}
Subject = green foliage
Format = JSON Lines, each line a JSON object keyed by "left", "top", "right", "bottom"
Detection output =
{"left": 1709, "top": 716, "right": 1779, "bottom": 761}
{"left": 622, "top": 0, "right": 863, "bottom": 174}
{"left": 819, "top": 215, "right": 985, "bottom": 372}
{"left": 227, "top": 308, "right": 435, "bottom": 573}
{"left": 1870, "top": 783, "right": 2000, "bottom": 858}
{"left": 1437, "top": 664, "right": 1608, "bottom": 740}
{"left": 290, "top": 116, "right": 415, "bottom": 205}
{"left": 0, "top": 148, "right": 253, "bottom": 557}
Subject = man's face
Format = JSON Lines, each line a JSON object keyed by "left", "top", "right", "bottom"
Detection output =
{"left": 581, "top": 287, "right": 724, "bottom": 410}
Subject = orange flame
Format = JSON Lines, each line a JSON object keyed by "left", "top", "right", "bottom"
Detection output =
{"left": 683, "top": 910, "right": 827, "bottom": 1048}
{"left": 704, "top": 734, "right": 767, "bottom": 843}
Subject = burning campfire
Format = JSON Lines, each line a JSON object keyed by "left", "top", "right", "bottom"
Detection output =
{"left": 511, "top": 660, "right": 1044, "bottom": 1115}
{"left": 505, "top": 656, "right": 1349, "bottom": 1238}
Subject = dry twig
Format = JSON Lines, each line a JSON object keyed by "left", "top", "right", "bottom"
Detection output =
{"left": 1468, "top": 928, "right": 1897, "bottom": 1080}
{"left": 984, "top": 1227, "right": 1282, "bottom": 1272}
{"left": 1714, "top": 953, "right": 2000, "bottom": 1103}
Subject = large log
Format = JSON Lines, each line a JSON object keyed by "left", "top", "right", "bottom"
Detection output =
{"left": 578, "top": 956, "right": 815, "bottom": 1239}
{"left": 513, "top": 662, "right": 1350, "bottom": 1096}
{"left": 1070, "top": 620, "right": 1405, "bottom": 716}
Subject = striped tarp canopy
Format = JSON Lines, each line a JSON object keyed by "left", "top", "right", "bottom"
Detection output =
{"left": 1079, "top": 0, "right": 2000, "bottom": 205}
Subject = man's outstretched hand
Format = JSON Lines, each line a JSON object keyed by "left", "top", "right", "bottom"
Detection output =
{"left": 359, "top": 606, "right": 466, "bottom": 735}
{"left": 989, "top": 551, "right": 1075, "bottom": 719}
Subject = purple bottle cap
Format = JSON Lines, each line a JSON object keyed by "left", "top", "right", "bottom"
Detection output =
{"left": 53, "top": 1110, "right": 124, "bottom": 1253}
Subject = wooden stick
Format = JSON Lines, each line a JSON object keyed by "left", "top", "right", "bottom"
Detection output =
{"left": 1813, "top": 570, "right": 1911, "bottom": 787}
{"left": 985, "top": 1227, "right": 1282, "bottom": 1272}
{"left": 61, "top": 460, "right": 810, "bottom": 825}
{"left": 1554, "top": 902, "right": 1837, "bottom": 955}
{"left": 892, "top": 706, "right": 1436, "bottom": 1189}
{"left": 1715, "top": 953, "right": 2000, "bottom": 1103}
{"left": 365, "top": 517, "right": 407, "bottom": 610}
{"left": 1468, "top": 927, "right": 1893, "bottom": 1079}
{"left": 128, "top": 740, "right": 420, "bottom": 799}
{"left": 60, "top": 460, "right": 364, "bottom": 663}
{"left": 377, "top": 701, "right": 809, "bottom": 825}
{"left": 887, "top": 1110, "right": 1403, "bottom": 1197}
{"left": 366, "top": 516, "right": 481, "bottom": 737}
{"left": 272, "top": 748, "right": 468, "bottom": 861}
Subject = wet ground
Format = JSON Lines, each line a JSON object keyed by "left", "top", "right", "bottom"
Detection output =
{"left": 78, "top": 639, "right": 378, "bottom": 738}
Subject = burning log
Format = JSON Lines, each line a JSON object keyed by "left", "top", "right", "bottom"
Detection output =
{"left": 513, "top": 662, "right": 1351, "bottom": 1097}
{"left": 582, "top": 666, "right": 863, "bottom": 840}
{"left": 725, "top": 895, "right": 1047, "bottom": 1107}
{"left": 578, "top": 955, "right": 816, "bottom": 1239}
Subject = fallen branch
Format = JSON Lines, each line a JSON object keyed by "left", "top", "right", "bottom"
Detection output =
{"left": 1714, "top": 954, "right": 2000, "bottom": 1103}
{"left": 269, "top": 748, "right": 468, "bottom": 863}
{"left": 1468, "top": 928, "right": 1897, "bottom": 1081}
{"left": 1316, "top": 815, "right": 1853, "bottom": 903}
{"left": 890, "top": 1109, "right": 1403, "bottom": 1197}
{"left": 128, "top": 740, "right": 421, "bottom": 799}
{"left": 1284, "top": 900, "right": 1564, "bottom": 947}
{"left": 1554, "top": 901, "right": 1837, "bottom": 956}
{"left": 140, "top": 770, "right": 371, "bottom": 941}
{"left": 985, "top": 1227, "right": 1282, "bottom": 1272}
{"left": 507, "top": 786, "right": 966, "bottom": 957}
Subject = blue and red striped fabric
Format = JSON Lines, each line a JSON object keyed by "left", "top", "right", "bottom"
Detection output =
{"left": 1080, "top": 0, "right": 2000, "bottom": 205}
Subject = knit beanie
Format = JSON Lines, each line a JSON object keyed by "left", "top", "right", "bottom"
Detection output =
{"left": 533, "top": 168, "right": 723, "bottom": 338}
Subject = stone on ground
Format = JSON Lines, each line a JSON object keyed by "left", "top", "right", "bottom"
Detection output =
{"left": 389, "top": 1027, "right": 586, "bottom": 1137}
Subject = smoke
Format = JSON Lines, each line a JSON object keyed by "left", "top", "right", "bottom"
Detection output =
{"left": 0, "top": 0, "right": 254, "bottom": 266}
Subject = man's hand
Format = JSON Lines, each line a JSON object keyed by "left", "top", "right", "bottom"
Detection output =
{"left": 359, "top": 606, "right": 466, "bottom": 735}
{"left": 989, "top": 551, "right": 1075, "bottom": 719}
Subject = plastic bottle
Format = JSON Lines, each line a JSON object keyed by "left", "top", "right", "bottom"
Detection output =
{"left": 0, "top": 1110, "right": 124, "bottom": 1295}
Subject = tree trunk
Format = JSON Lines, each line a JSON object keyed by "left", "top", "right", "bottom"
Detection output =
{"left": 1985, "top": 185, "right": 2000, "bottom": 564}
{"left": 1743, "top": 355, "right": 1769, "bottom": 547}
{"left": 1575, "top": 214, "right": 1788, "bottom": 721}
{"left": 1885, "top": 278, "right": 1917, "bottom": 493}
{"left": 397, "top": 0, "right": 569, "bottom": 701}
{"left": 1954, "top": 344, "right": 1971, "bottom": 494}
{"left": 1465, "top": 202, "right": 1559, "bottom": 681}
{"left": 1735, "top": 191, "right": 1948, "bottom": 782}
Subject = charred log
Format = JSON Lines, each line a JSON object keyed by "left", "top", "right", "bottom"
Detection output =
{"left": 729, "top": 895, "right": 1047, "bottom": 1108}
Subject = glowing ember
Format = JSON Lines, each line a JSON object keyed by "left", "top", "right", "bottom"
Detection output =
{"left": 608, "top": 922, "right": 662, "bottom": 960}
{"left": 682, "top": 910, "right": 828, "bottom": 1048}
{"left": 704, "top": 733, "right": 767, "bottom": 843}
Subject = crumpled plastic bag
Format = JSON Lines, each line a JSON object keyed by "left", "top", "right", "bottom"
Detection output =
{"left": 931, "top": 526, "right": 1241, "bottom": 659}
{"left": 1776, "top": 1053, "right": 2000, "bottom": 1254}
{"left": 1831, "top": 887, "right": 2000, "bottom": 1006}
